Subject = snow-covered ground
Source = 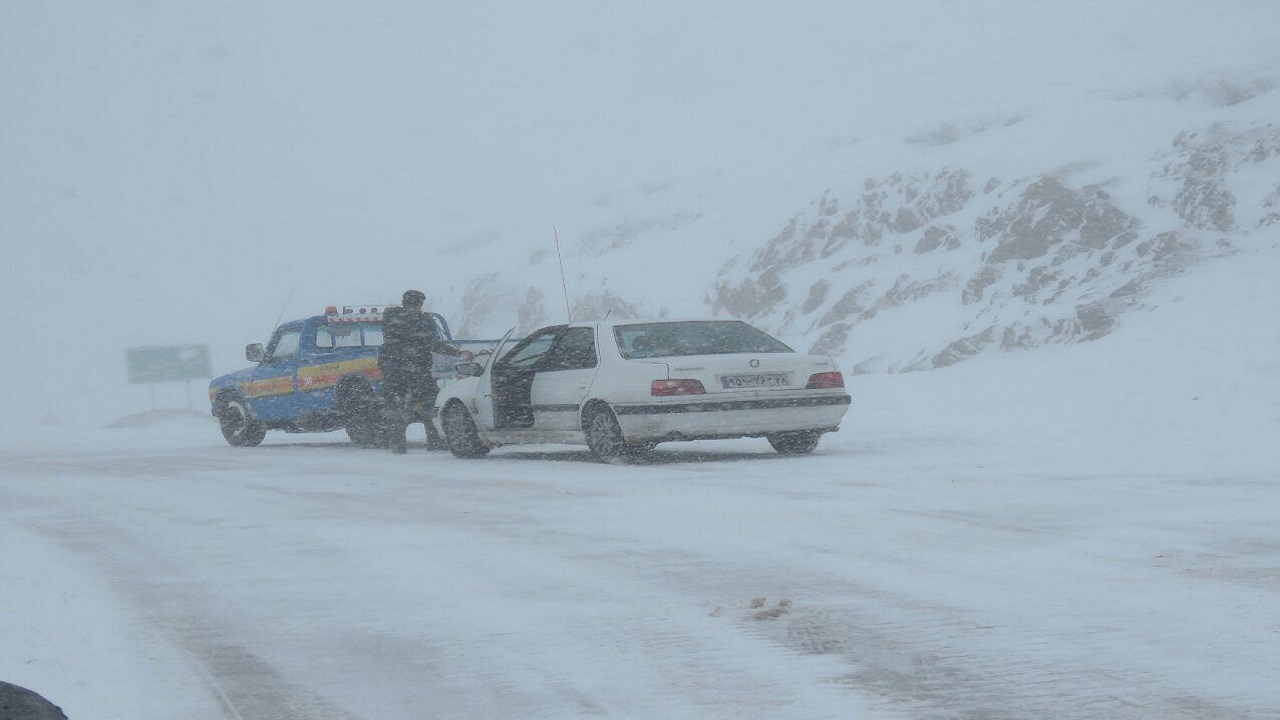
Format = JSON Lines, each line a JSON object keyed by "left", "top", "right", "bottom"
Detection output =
{"left": 3, "top": 244, "right": 1277, "bottom": 719}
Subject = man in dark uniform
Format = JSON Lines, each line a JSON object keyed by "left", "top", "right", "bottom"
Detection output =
{"left": 378, "top": 289, "right": 470, "bottom": 454}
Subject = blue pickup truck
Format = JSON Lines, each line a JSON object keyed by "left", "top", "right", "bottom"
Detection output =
{"left": 208, "top": 305, "right": 501, "bottom": 447}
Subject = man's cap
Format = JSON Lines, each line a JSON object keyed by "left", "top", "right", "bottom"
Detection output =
{"left": 402, "top": 289, "right": 426, "bottom": 305}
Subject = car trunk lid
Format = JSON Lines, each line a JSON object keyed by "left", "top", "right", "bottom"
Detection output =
{"left": 665, "top": 353, "right": 832, "bottom": 395}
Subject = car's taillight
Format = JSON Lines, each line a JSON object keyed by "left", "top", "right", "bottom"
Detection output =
{"left": 651, "top": 379, "right": 706, "bottom": 396}
{"left": 805, "top": 371, "right": 845, "bottom": 389}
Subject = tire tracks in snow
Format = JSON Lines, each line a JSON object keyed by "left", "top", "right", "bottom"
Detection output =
{"left": 30, "top": 521, "right": 364, "bottom": 720}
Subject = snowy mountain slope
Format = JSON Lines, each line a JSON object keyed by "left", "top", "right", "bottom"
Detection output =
{"left": 713, "top": 107, "right": 1280, "bottom": 372}
{"left": 443, "top": 89, "right": 1280, "bottom": 377}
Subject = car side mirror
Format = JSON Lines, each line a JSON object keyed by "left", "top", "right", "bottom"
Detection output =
{"left": 245, "top": 343, "right": 265, "bottom": 362}
{"left": 455, "top": 361, "right": 484, "bottom": 377}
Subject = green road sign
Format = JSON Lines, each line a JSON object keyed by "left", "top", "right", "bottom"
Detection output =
{"left": 126, "top": 344, "right": 212, "bottom": 384}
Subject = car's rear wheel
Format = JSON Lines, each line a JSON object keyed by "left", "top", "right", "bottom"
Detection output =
{"left": 584, "top": 406, "right": 654, "bottom": 460}
{"left": 442, "top": 403, "right": 490, "bottom": 458}
{"left": 767, "top": 430, "right": 821, "bottom": 455}
{"left": 217, "top": 396, "right": 266, "bottom": 447}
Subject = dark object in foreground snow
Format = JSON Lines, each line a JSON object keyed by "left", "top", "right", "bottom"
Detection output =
{"left": 0, "top": 682, "right": 68, "bottom": 720}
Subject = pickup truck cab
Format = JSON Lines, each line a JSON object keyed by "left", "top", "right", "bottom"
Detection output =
{"left": 208, "top": 305, "right": 496, "bottom": 447}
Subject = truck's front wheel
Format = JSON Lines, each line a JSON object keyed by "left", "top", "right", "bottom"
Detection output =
{"left": 217, "top": 397, "right": 266, "bottom": 447}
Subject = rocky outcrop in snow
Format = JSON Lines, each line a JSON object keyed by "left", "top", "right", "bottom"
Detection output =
{"left": 443, "top": 115, "right": 1280, "bottom": 376}
{"left": 710, "top": 119, "right": 1280, "bottom": 372}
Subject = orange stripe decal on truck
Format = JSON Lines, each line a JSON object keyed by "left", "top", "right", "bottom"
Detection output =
{"left": 240, "top": 375, "right": 295, "bottom": 398}
{"left": 295, "top": 357, "right": 381, "bottom": 392}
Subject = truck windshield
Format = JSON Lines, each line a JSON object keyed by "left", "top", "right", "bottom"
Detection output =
{"left": 316, "top": 322, "right": 384, "bottom": 348}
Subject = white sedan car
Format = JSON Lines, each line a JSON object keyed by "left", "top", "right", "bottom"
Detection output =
{"left": 432, "top": 319, "right": 851, "bottom": 459}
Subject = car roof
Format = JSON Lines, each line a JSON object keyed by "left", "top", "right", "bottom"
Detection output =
{"left": 574, "top": 317, "right": 747, "bottom": 331}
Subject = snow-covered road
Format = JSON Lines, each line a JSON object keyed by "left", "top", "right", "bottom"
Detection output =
{"left": 3, "top": 400, "right": 1277, "bottom": 719}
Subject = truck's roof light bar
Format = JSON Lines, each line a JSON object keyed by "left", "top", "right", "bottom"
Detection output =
{"left": 326, "top": 304, "right": 391, "bottom": 322}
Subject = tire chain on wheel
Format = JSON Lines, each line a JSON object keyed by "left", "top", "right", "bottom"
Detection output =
{"left": 218, "top": 398, "right": 266, "bottom": 447}
{"left": 443, "top": 405, "right": 489, "bottom": 458}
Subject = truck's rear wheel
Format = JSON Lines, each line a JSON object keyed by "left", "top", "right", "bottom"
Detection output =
{"left": 218, "top": 397, "right": 266, "bottom": 447}
{"left": 339, "top": 383, "right": 386, "bottom": 448}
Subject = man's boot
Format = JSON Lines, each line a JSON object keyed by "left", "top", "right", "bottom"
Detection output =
{"left": 384, "top": 405, "right": 409, "bottom": 454}
{"left": 425, "top": 423, "right": 447, "bottom": 451}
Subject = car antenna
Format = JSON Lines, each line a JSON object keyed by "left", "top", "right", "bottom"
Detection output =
{"left": 554, "top": 225, "right": 572, "bottom": 322}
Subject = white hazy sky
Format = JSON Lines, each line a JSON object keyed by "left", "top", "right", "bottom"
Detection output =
{"left": 3, "top": 1, "right": 1279, "bottom": 425}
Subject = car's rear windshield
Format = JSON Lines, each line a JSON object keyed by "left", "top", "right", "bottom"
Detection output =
{"left": 614, "top": 321, "right": 794, "bottom": 359}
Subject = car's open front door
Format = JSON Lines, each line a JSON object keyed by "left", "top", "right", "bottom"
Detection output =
{"left": 475, "top": 328, "right": 517, "bottom": 431}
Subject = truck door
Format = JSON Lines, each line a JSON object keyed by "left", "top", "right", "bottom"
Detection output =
{"left": 239, "top": 326, "right": 303, "bottom": 421}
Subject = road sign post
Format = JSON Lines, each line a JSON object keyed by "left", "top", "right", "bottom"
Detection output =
{"left": 125, "top": 344, "right": 212, "bottom": 411}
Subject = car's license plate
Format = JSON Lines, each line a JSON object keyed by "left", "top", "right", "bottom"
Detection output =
{"left": 720, "top": 373, "right": 790, "bottom": 389}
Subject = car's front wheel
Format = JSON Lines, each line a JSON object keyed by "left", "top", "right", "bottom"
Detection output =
{"left": 217, "top": 396, "right": 266, "bottom": 447}
{"left": 442, "top": 403, "right": 490, "bottom": 458}
{"left": 767, "top": 430, "right": 821, "bottom": 455}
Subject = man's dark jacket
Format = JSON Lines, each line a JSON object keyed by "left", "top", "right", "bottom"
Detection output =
{"left": 378, "top": 306, "right": 457, "bottom": 373}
